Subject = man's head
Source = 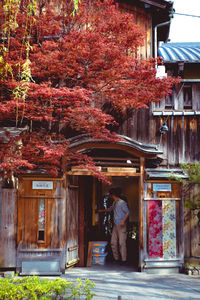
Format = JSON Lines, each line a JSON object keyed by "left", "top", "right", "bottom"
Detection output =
{"left": 109, "top": 187, "right": 122, "bottom": 201}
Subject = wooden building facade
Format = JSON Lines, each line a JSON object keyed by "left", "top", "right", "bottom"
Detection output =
{"left": 157, "top": 42, "right": 200, "bottom": 264}
{"left": 65, "top": 135, "right": 186, "bottom": 273}
{"left": 1, "top": 0, "right": 194, "bottom": 275}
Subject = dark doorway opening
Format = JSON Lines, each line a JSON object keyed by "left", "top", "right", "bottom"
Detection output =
{"left": 80, "top": 176, "right": 139, "bottom": 268}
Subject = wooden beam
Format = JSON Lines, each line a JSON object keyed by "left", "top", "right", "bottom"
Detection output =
{"left": 139, "top": 157, "right": 145, "bottom": 270}
{"left": 78, "top": 177, "right": 85, "bottom": 267}
{"left": 93, "top": 157, "right": 139, "bottom": 162}
{"left": 86, "top": 241, "right": 93, "bottom": 267}
{"left": 107, "top": 167, "right": 136, "bottom": 172}
{"left": 67, "top": 171, "right": 141, "bottom": 176}
{"left": 92, "top": 179, "right": 96, "bottom": 226}
{"left": 20, "top": 195, "right": 62, "bottom": 199}
{"left": 92, "top": 162, "right": 140, "bottom": 167}
{"left": 19, "top": 176, "right": 64, "bottom": 181}
{"left": 179, "top": 182, "right": 184, "bottom": 264}
{"left": 144, "top": 198, "right": 181, "bottom": 201}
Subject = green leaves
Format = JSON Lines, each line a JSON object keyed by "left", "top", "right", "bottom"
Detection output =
{"left": 72, "top": 0, "right": 80, "bottom": 15}
{"left": 178, "top": 163, "right": 200, "bottom": 210}
{"left": 0, "top": 275, "right": 95, "bottom": 299}
{"left": 181, "top": 162, "right": 200, "bottom": 184}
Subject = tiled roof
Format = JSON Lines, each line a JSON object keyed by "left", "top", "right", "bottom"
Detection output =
{"left": 68, "top": 134, "right": 163, "bottom": 156}
{"left": 159, "top": 42, "right": 200, "bottom": 63}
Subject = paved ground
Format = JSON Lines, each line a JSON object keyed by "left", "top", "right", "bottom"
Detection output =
{"left": 62, "top": 263, "right": 200, "bottom": 300}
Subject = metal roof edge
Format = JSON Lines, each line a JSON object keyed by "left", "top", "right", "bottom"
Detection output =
{"left": 139, "top": 0, "right": 169, "bottom": 9}
{"left": 145, "top": 168, "right": 188, "bottom": 179}
{"left": 159, "top": 42, "right": 200, "bottom": 63}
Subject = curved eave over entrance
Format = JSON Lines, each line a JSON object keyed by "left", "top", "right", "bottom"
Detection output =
{"left": 68, "top": 134, "right": 162, "bottom": 159}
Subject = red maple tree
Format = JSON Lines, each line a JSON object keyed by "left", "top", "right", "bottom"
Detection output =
{"left": 0, "top": 0, "right": 178, "bottom": 179}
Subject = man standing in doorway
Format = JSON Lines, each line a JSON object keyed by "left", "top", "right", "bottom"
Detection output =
{"left": 98, "top": 187, "right": 129, "bottom": 265}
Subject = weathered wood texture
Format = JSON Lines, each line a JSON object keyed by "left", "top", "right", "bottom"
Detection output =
{"left": 65, "top": 176, "right": 79, "bottom": 266}
{"left": 139, "top": 158, "right": 145, "bottom": 270}
{"left": 120, "top": 81, "right": 200, "bottom": 166}
{"left": 0, "top": 189, "right": 16, "bottom": 267}
{"left": 183, "top": 184, "right": 200, "bottom": 257}
{"left": 18, "top": 178, "right": 65, "bottom": 249}
{"left": 78, "top": 176, "right": 93, "bottom": 266}
{"left": 121, "top": 110, "right": 200, "bottom": 167}
{"left": 119, "top": 3, "right": 151, "bottom": 59}
{"left": 120, "top": 80, "right": 200, "bottom": 260}
{"left": 78, "top": 176, "right": 86, "bottom": 266}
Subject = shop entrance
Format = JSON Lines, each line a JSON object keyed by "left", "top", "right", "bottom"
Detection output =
{"left": 67, "top": 134, "right": 163, "bottom": 270}
{"left": 78, "top": 175, "right": 139, "bottom": 268}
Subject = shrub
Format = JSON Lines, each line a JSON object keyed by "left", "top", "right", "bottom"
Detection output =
{"left": 0, "top": 275, "right": 95, "bottom": 299}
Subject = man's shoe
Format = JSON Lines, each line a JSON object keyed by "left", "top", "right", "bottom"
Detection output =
{"left": 113, "top": 260, "right": 120, "bottom": 265}
{"left": 120, "top": 261, "right": 128, "bottom": 266}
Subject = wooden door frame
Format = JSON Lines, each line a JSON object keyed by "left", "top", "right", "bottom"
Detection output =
{"left": 66, "top": 135, "right": 162, "bottom": 268}
{"left": 74, "top": 171, "right": 143, "bottom": 267}
{"left": 139, "top": 157, "right": 145, "bottom": 271}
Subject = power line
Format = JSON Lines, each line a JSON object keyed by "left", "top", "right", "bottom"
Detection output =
{"left": 173, "top": 12, "right": 200, "bottom": 18}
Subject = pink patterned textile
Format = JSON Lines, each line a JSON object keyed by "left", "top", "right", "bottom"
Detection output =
{"left": 148, "top": 200, "right": 177, "bottom": 259}
{"left": 149, "top": 200, "right": 163, "bottom": 258}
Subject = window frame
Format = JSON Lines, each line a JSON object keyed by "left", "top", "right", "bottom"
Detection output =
{"left": 183, "top": 84, "right": 193, "bottom": 109}
{"left": 152, "top": 82, "right": 200, "bottom": 115}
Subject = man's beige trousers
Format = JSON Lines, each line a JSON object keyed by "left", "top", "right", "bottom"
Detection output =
{"left": 111, "top": 224, "right": 127, "bottom": 262}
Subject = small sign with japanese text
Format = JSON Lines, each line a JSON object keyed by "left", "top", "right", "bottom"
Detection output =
{"left": 153, "top": 183, "right": 171, "bottom": 192}
{"left": 32, "top": 181, "right": 53, "bottom": 190}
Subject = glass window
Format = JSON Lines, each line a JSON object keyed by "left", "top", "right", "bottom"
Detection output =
{"left": 183, "top": 85, "right": 192, "bottom": 109}
{"left": 38, "top": 198, "right": 45, "bottom": 241}
{"left": 165, "top": 94, "right": 174, "bottom": 109}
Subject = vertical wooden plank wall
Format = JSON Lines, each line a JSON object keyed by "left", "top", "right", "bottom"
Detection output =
{"left": 0, "top": 189, "right": 16, "bottom": 267}
{"left": 184, "top": 184, "right": 200, "bottom": 257}
{"left": 119, "top": 3, "right": 151, "bottom": 60}
{"left": 17, "top": 178, "right": 64, "bottom": 249}
{"left": 121, "top": 111, "right": 200, "bottom": 167}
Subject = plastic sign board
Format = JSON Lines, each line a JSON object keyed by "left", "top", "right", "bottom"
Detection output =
{"left": 153, "top": 183, "right": 171, "bottom": 192}
{"left": 32, "top": 181, "right": 53, "bottom": 190}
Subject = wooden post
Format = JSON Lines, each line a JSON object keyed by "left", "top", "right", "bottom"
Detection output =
{"left": 92, "top": 178, "right": 96, "bottom": 226}
{"left": 78, "top": 177, "right": 85, "bottom": 266}
{"left": 179, "top": 182, "right": 184, "bottom": 267}
{"left": 139, "top": 157, "right": 145, "bottom": 271}
{"left": 86, "top": 241, "right": 93, "bottom": 267}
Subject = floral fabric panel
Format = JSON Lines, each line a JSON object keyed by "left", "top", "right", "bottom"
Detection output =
{"left": 39, "top": 198, "right": 45, "bottom": 230}
{"left": 148, "top": 200, "right": 176, "bottom": 259}
{"left": 162, "top": 200, "right": 176, "bottom": 258}
{"left": 149, "top": 200, "right": 163, "bottom": 258}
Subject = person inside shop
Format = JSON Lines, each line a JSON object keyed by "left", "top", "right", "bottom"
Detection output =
{"left": 97, "top": 187, "right": 130, "bottom": 265}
